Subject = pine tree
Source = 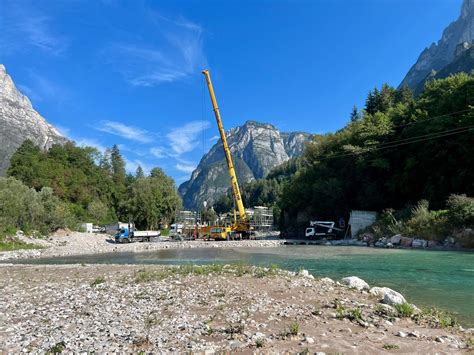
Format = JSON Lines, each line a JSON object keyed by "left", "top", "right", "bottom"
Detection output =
{"left": 135, "top": 165, "right": 145, "bottom": 179}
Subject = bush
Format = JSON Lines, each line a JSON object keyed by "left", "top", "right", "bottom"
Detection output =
{"left": 0, "top": 177, "right": 75, "bottom": 236}
{"left": 403, "top": 200, "right": 448, "bottom": 240}
{"left": 446, "top": 194, "right": 474, "bottom": 228}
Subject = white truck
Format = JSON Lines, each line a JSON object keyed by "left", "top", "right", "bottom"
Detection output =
{"left": 305, "top": 221, "right": 340, "bottom": 239}
{"left": 115, "top": 227, "right": 160, "bottom": 243}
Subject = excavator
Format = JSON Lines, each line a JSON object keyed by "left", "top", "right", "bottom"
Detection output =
{"left": 202, "top": 69, "right": 251, "bottom": 239}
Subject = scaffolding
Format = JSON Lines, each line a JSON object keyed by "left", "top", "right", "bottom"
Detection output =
{"left": 175, "top": 210, "right": 201, "bottom": 234}
{"left": 247, "top": 206, "right": 274, "bottom": 231}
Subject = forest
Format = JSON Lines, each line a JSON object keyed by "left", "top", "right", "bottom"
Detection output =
{"left": 1, "top": 142, "right": 181, "bottom": 236}
{"left": 225, "top": 73, "right": 474, "bottom": 238}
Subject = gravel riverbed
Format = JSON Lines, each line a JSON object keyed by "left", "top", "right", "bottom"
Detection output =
{"left": 0, "top": 264, "right": 471, "bottom": 353}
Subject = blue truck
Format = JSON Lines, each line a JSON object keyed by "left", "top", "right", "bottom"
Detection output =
{"left": 114, "top": 226, "right": 160, "bottom": 243}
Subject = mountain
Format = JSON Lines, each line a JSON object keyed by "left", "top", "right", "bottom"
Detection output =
{"left": 414, "top": 43, "right": 474, "bottom": 94}
{"left": 400, "top": 0, "right": 474, "bottom": 92}
{"left": 0, "top": 65, "right": 67, "bottom": 175}
{"left": 178, "top": 120, "right": 311, "bottom": 210}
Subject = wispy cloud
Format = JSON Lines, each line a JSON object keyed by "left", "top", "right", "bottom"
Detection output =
{"left": 176, "top": 163, "right": 196, "bottom": 174}
{"left": 75, "top": 138, "right": 107, "bottom": 153}
{"left": 103, "top": 12, "right": 206, "bottom": 86}
{"left": 166, "top": 120, "right": 211, "bottom": 155}
{"left": 125, "top": 158, "right": 153, "bottom": 175}
{"left": 96, "top": 120, "right": 154, "bottom": 143}
{"left": 0, "top": 1, "right": 67, "bottom": 56}
{"left": 208, "top": 135, "right": 220, "bottom": 142}
{"left": 150, "top": 147, "right": 167, "bottom": 159}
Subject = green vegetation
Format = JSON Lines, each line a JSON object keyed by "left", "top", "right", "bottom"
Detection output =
{"left": 3, "top": 142, "right": 181, "bottom": 243}
{"left": 289, "top": 322, "right": 300, "bottom": 336}
{"left": 278, "top": 73, "right": 474, "bottom": 233}
{"left": 133, "top": 264, "right": 282, "bottom": 283}
{"left": 394, "top": 303, "right": 415, "bottom": 318}
{"left": 382, "top": 344, "right": 400, "bottom": 350}
{"left": 90, "top": 276, "right": 106, "bottom": 286}
{"left": 46, "top": 341, "right": 66, "bottom": 354}
{"left": 364, "top": 194, "right": 474, "bottom": 246}
{"left": 417, "top": 307, "right": 459, "bottom": 328}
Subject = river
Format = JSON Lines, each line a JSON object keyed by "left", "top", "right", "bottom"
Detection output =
{"left": 12, "top": 245, "right": 474, "bottom": 326}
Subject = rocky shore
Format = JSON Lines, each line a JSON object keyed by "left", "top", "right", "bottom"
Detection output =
{"left": 0, "top": 231, "right": 284, "bottom": 261}
{"left": 0, "top": 264, "right": 472, "bottom": 353}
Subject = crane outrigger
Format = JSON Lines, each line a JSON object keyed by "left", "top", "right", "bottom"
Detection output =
{"left": 202, "top": 69, "right": 250, "bottom": 238}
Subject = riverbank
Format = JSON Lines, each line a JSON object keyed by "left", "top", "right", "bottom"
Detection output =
{"left": 0, "top": 231, "right": 284, "bottom": 261}
{"left": 0, "top": 264, "right": 471, "bottom": 353}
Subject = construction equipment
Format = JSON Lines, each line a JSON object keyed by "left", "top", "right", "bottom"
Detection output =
{"left": 305, "top": 221, "right": 343, "bottom": 239}
{"left": 202, "top": 69, "right": 251, "bottom": 238}
{"left": 114, "top": 226, "right": 160, "bottom": 243}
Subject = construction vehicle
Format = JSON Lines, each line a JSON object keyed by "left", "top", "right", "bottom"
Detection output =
{"left": 305, "top": 221, "right": 342, "bottom": 239}
{"left": 202, "top": 69, "right": 251, "bottom": 238}
{"left": 114, "top": 225, "right": 160, "bottom": 243}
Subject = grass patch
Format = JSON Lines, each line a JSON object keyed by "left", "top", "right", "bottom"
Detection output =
{"left": 289, "top": 322, "right": 300, "bottom": 336}
{"left": 255, "top": 338, "right": 265, "bottom": 348}
{"left": 382, "top": 344, "right": 400, "bottom": 350}
{"left": 133, "top": 264, "right": 282, "bottom": 283}
{"left": 417, "top": 307, "right": 459, "bottom": 328}
{"left": 347, "top": 308, "right": 363, "bottom": 321}
{"left": 0, "top": 235, "right": 43, "bottom": 251}
{"left": 46, "top": 341, "right": 66, "bottom": 354}
{"left": 394, "top": 303, "right": 414, "bottom": 318}
{"left": 90, "top": 276, "right": 105, "bottom": 286}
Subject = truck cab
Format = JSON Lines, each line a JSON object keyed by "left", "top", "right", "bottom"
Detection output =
{"left": 115, "top": 228, "right": 130, "bottom": 243}
{"left": 305, "top": 221, "right": 336, "bottom": 239}
{"left": 210, "top": 226, "right": 233, "bottom": 241}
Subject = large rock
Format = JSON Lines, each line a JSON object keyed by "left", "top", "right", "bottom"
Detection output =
{"left": 341, "top": 276, "right": 369, "bottom": 291}
{"left": 370, "top": 286, "right": 406, "bottom": 306}
{"left": 400, "top": 0, "right": 474, "bottom": 92}
{"left": 400, "top": 237, "right": 414, "bottom": 247}
{"left": 0, "top": 65, "right": 67, "bottom": 175}
{"left": 382, "top": 289, "right": 407, "bottom": 306}
{"left": 178, "top": 121, "right": 311, "bottom": 209}
{"left": 412, "top": 239, "right": 428, "bottom": 248}
{"left": 389, "top": 234, "right": 402, "bottom": 245}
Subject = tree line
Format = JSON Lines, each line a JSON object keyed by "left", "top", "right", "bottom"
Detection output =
{"left": 2, "top": 142, "right": 181, "bottom": 235}
{"left": 214, "top": 73, "right": 474, "bottom": 237}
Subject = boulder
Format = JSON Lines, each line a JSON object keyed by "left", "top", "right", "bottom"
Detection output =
{"left": 320, "top": 277, "right": 335, "bottom": 284}
{"left": 412, "top": 239, "right": 427, "bottom": 248}
{"left": 376, "top": 303, "right": 397, "bottom": 316}
{"left": 382, "top": 289, "right": 406, "bottom": 305}
{"left": 400, "top": 237, "right": 413, "bottom": 247}
{"left": 371, "top": 286, "right": 406, "bottom": 305}
{"left": 386, "top": 242, "right": 394, "bottom": 248}
{"left": 298, "top": 269, "right": 314, "bottom": 279}
{"left": 374, "top": 241, "right": 386, "bottom": 248}
{"left": 427, "top": 240, "right": 439, "bottom": 248}
{"left": 389, "top": 234, "right": 402, "bottom": 244}
{"left": 341, "top": 276, "right": 370, "bottom": 290}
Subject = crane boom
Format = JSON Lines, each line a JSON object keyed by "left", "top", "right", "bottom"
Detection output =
{"left": 202, "top": 69, "right": 247, "bottom": 224}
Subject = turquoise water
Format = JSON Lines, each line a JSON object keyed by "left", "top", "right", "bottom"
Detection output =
{"left": 12, "top": 246, "right": 474, "bottom": 326}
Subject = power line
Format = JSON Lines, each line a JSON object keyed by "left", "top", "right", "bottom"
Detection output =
{"left": 315, "top": 124, "right": 474, "bottom": 162}
{"left": 388, "top": 107, "right": 473, "bottom": 130}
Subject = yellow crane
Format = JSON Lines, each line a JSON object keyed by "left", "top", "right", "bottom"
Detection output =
{"left": 202, "top": 69, "right": 250, "bottom": 237}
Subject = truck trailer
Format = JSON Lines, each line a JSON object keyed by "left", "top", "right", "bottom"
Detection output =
{"left": 115, "top": 227, "right": 160, "bottom": 243}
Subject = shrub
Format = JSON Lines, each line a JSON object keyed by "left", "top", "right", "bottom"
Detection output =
{"left": 394, "top": 303, "right": 414, "bottom": 318}
{"left": 289, "top": 322, "right": 299, "bottom": 335}
{"left": 446, "top": 194, "right": 474, "bottom": 228}
{"left": 404, "top": 200, "right": 448, "bottom": 240}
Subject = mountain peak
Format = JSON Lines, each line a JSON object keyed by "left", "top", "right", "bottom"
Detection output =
{"left": 178, "top": 120, "right": 311, "bottom": 209}
{"left": 0, "top": 65, "right": 67, "bottom": 175}
{"left": 400, "top": 0, "right": 474, "bottom": 90}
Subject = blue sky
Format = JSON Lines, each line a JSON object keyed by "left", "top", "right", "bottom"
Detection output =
{"left": 0, "top": 0, "right": 462, "bottom": 184}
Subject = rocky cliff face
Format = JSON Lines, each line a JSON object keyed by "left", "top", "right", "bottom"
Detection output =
{"left": 400, "top": 0, "right": 474, "bottom": 91}
{"left": 0, "top": 65, "right": 67, "bottom": 175}
{"left": 178, "top": 121, "right": 311, "bottom": 210}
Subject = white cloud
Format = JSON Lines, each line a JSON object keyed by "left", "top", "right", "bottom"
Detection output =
{"left": 208, "top": 135, "right": 220, "bottom": 142}
{"left": 150, "top": 147, "right": 167, "bottom": 158}
{"left": 96, "top": 120, "right": 153, "bottom": 143}
{"left": 75, "top": 138, "right": 107, "bottom": 153}
{"left": 125, "top": 158, "right": 153, "bottom": 175}
{"left": 176, "top": 163, "right": 196, "bottom": 174}
{"left": 166, "top": 120, "right": 211, "bottom": 155}
{"left": 0, "top": 1, "right": 67, "bottom": 56}
{"left": 103, "top": 12, "right": 206, "bottom": 86}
